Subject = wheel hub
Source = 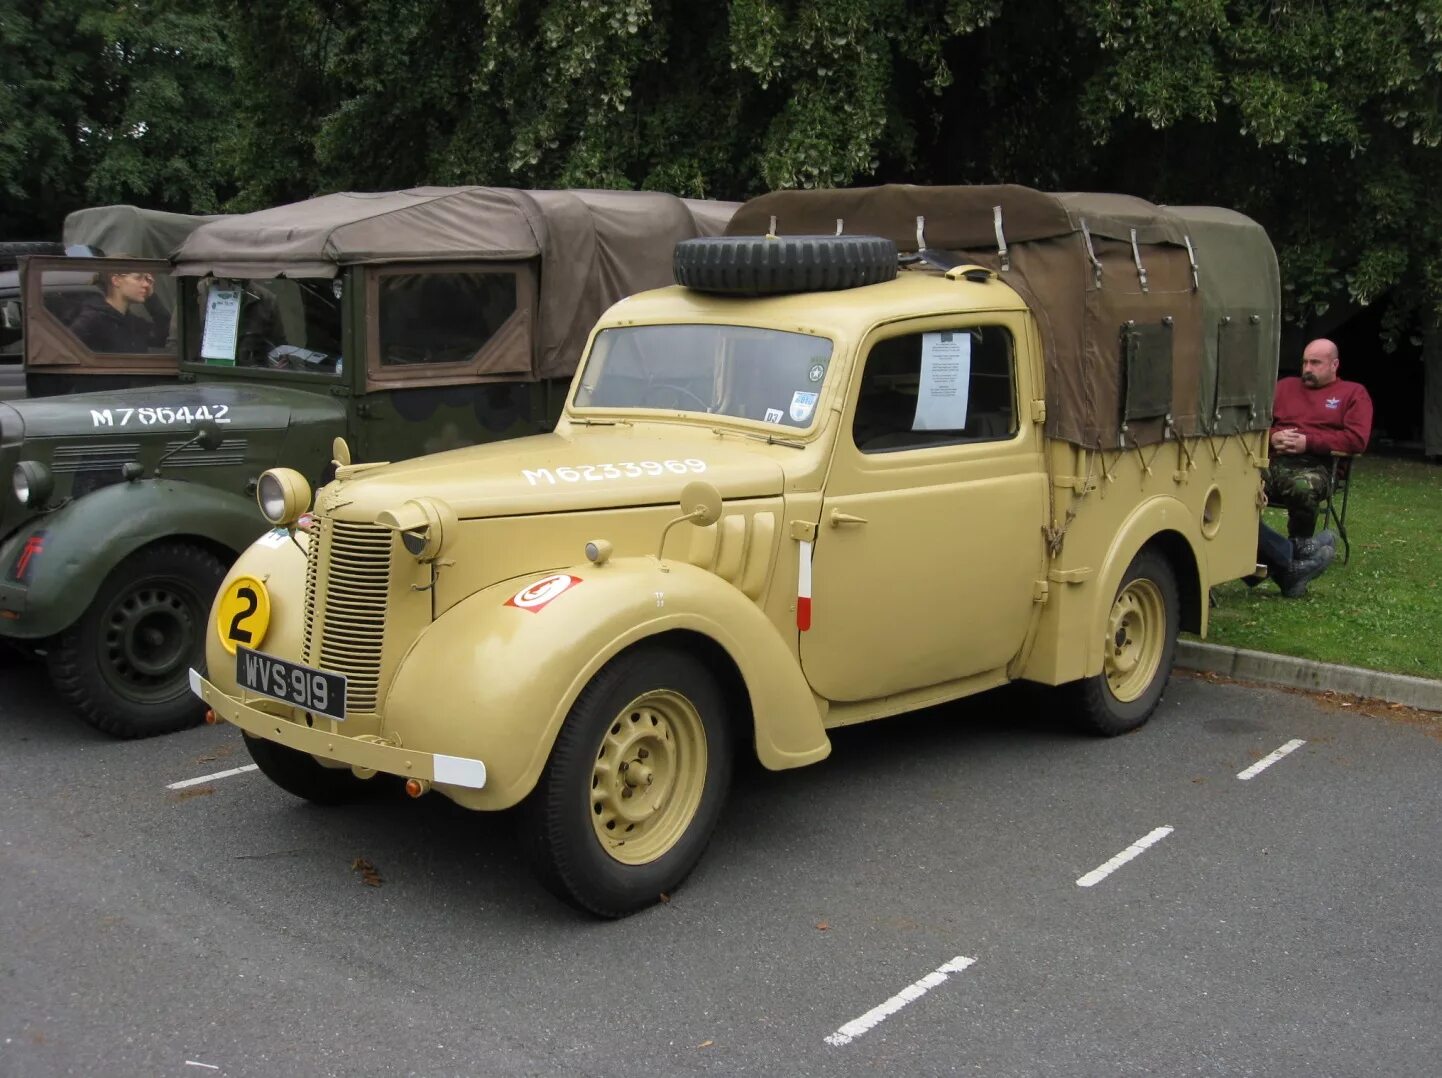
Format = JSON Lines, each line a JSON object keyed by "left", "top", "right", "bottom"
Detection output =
{"left": 1103, "top": 579, "right": 1165, "bottom": 703}
{"left": 590, "top": 690, "right": 707, "bottom": 865}
{"left": 104, "top": 585, "right": 196, "bottom": 687}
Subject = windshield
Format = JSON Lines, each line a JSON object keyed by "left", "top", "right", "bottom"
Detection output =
{"left": 186, "top": 277, "right": 343, "bottom": 376}
{"left": 574, "top": 324, "right": 834, "bottom": 429}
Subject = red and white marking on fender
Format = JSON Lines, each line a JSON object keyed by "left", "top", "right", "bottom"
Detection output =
{"left": 824, "top": 956, "right": 976, "bottom": 1046}
{"left": 1237, "top": 739, "right": 1306, "bottom": 780}
{"left": 797, "top": 540, "right": 813, "bottom": 631}
{"left": 506, "top": 573, "right": 582, "bottom": 613}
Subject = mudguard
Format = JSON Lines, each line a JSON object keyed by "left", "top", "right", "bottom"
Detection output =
{"left": 383, "top": 557, "right": 831, "bottom": 811}
{"left": 1082, "top": 496, "right": 1205, "bottom": 678}
{"left": 0, "top": 478, "right": 267, "bottom": 639}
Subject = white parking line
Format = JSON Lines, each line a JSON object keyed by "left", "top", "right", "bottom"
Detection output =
{"left": 1076, "top": 826, "right": 1174, "bottom": 888}
{"left": 824, "top": 956, "right": 976, "bottom": 1047}
{"left": 166, "top": 765, "right": 258, "bottom": 790}
{"left": 1237, "top": 739, "right": 1306, "bottom": 781}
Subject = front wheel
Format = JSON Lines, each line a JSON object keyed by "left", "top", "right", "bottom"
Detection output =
{"left": 520, "top": 646, "right": 734, "bottom": 918}
{"left": 48, "top": 542, "right": 227, "bottom": 738}
{"left": 243, "top": 733, "right": 383, "bottom": 805}
{"left": 1062, "top": 548, "right": 1180, "bottom": 737}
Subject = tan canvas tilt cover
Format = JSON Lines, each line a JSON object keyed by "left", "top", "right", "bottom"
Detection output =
{"left": 176, "top": 188, "right": 737, "bottom": 380}
{"left": 62, "top": 205, "right": 225, "bottom": 259}
{"left": 728, "top": 185, "right": 1279, "bottom": 448}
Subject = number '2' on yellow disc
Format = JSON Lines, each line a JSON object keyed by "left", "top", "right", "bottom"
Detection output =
{"left": 216, "top": 576, "right": 271, "bottom": 655}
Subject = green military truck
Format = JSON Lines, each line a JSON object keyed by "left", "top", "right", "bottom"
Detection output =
{"left": 0, "top": 187, "right": 734, "bottom": 737}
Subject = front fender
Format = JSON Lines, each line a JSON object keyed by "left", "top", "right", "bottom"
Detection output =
{"left": 203, "top": 528, "right": 310, "bottom": 692}
{"left": 1083, "top": 496, "right": 1205, "bottom": 678}
{"left": 0, "top": 479, "right": 267, "bottom": 639}
{"left": 384, "top": 558, "right": 830, "bottom": 811}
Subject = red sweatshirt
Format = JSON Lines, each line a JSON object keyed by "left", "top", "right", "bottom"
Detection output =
{"left": 1271, "top": 376, "right": 1373, "bottom": 455}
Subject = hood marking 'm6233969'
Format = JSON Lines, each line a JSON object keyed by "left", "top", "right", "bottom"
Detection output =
{"left": 522, "top": 458, "right": 708, "bottom": 486}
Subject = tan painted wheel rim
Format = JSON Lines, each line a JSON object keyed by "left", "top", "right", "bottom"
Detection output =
{"left": 1104, "top": 578, "right": 1166, "bottom": 703}
{"left": 589, "top": 689, "right": 708, "bottom": 865}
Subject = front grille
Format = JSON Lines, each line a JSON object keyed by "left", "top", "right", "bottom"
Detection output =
{"left": 303, "top": 518, "right": 393, "bottom": 715}
{"left": 50, "top": 443, "right": 141, "bottom": 473}
{"left": 161, "top": 437, "right": 248, "bottom": 467}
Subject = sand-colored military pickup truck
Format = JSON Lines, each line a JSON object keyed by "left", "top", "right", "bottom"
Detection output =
{"left": 192, "top": 185, "right": 1278, "bottom": 916}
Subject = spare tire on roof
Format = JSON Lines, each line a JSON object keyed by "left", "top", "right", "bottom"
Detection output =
{"left": 674, "top": 234, "right": 897, "bottom": 295}
{"left": 0, "top": 240, "right": 66, "bottom": 272}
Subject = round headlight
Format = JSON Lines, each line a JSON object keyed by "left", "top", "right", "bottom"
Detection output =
{"left": 375, "top": 497, "right": 456, "bottom": 562}
{"left": 255, "top": 468, "right": 312, "bottom": 527}
{"left": 13, "top": 461, "right": 53, "bottom": 508}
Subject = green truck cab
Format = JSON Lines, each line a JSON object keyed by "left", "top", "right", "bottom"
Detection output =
{"left": 193, "top": 185, "right": 1280, "bottom": 917}
{"left": 0, "top": 187, "right": 733, "bottom": 737}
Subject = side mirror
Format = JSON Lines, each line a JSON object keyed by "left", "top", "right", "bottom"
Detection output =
{"left": 679, "top": 480, "right": 723, "bottom": 527}
{"left": 194, "top": 420, "right": 223, "bottom": 452}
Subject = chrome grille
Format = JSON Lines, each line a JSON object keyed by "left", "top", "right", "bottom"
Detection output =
{"left": 303, "top": 519, "right": 392, "bottom": 714}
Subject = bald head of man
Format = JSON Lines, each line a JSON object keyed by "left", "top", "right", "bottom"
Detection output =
{"left": 1300, "top": 338, "right": 1340, "bottom": 388}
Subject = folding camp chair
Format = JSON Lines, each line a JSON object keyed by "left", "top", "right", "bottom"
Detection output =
{"left": 1320, "top": 451, "right": 1358, "bottom": 563}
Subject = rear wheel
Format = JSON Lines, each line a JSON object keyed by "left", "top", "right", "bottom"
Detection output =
{"left": 243, "top": 733, "right": 381, "bottom": 805}
{"left": 1063, "top": 549, "right": 1180, "bottom": 736}
{"left": 48, "top": 542, "right": 227, "bottom": 738}
{"left": 521, "top": 646, "right": 734, "bottom": 918}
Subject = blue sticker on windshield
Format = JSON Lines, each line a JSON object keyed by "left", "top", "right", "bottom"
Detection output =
{"left": 789, "top": 391, "right": 818, "bottom": 423}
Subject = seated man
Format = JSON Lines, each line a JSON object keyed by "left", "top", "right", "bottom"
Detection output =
{"left": 1266, "top": 338, "right": 1372, "bottom": 538}
{"left": 1256, "top": 521, "right": 1335, "bottom": 598}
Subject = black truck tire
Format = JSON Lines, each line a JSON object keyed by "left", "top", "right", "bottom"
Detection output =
{"left": 243, "top": 733, "right": 384, "bottom": 805}
{"left": 49, "top": 542, "right": 227, "bottom": 738}
{"left": 520, "top": 645, "right": 734, "bottom": 918}
{"left": 0, "top": 241, "right": 66, "bottom": 271}
{"left": 1061, "top": 548, "right": 1180, "bottom": 737}
{"left": 673, "top": 235, "right": 897, "bottom": 295}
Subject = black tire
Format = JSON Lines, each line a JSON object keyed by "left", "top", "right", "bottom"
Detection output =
{"left": 1061, "top": 548, "right": 1180, "bottom": 737}
{"left": 520, "top": 645, "right": 734, "bottom": 918}
{"left": 0, "top": 241, "right": 66, "bottom": 271}
{"left": 48, "top": 542, "right": 228, "bottom": 738}
{"left": 674, "top": 234, "right": 897, "bottom": 295}
{"left": 243, "top": 732, "right": 382, "bottom": 805}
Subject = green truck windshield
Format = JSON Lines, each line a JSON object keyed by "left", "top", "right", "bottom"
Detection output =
{"left": 574, "top": 324, "right": 833, "bottom": 429}
{"left": 189, "top": 277, "right": 343, "bottom": 376}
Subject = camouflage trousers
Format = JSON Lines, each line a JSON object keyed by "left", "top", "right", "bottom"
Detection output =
{"left": 1265, "top": 454, "right": 1331, "bottom": 538}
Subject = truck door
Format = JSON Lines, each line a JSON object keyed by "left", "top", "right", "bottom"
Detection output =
{"left": 800, "top": 317, "right": 1048, "bottom": 702}
{"left": 354, "top": 262, "right": 548, "bottom": 462}
{"left": 20, "top": 255, "right": 180, "bottom": 397}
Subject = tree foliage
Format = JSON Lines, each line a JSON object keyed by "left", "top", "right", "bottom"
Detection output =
{"left": 4, "top": 0, "right": 1441, "bottom": 350}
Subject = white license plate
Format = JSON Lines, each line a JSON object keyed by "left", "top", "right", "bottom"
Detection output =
{"left": 236, "top": 646, "right": 347, "bottom": 721}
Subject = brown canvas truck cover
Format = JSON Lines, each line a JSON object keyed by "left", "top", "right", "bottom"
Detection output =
{"left": 728, "top": 184, "right": 1280, "bottom": 448}
{"left": 174, "top": 187, "right": 737, "bottom": 382}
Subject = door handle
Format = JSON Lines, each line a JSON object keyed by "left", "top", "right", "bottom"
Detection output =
{"left": 828, "top": 508, "right": 868, "bottom": 527}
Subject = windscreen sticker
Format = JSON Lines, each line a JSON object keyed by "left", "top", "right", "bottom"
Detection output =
{"left": 522, "top": 459, "right": 707, "bottom": 486}
{"left": 506, "top": 573, "right": 583, "bottom": 613}
{"left": 808, "top": 363, "right": 826, "bottom": 383}
{"left": 764, "top": 407, "right": 784, "bottom": 424}
{"left": 89, "top": 404, "right": 231, "bottom": 428}
{"left": 789, "top": 391, "right": 818, "bottom": 423}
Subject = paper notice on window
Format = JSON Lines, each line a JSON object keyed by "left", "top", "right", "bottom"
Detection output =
{"left": 200, "top": 289, "right": 241, "bottom": 363}
{"left": 912, "top": 331, "right": 971, "bottom": 430}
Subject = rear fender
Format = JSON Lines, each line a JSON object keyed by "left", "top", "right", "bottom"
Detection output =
{"left": 1083, "top": 497, "right": 1204, "bottom": 678}
{"left": 0, "top": 479, "right": 265, "bottom": 638}
{"left": 383, "top": 557, "right": 830, "bottom": 810}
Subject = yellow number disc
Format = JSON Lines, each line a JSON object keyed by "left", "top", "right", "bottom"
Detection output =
{"left": 216, "top": 575, "right": 271, "bottom": 655}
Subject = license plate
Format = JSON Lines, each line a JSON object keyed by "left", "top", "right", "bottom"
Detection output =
{"left": 235, "top": 646, "right": 347, "bottom": 721}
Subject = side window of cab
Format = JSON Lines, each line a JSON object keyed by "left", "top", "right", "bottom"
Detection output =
{"left": 851, "top": 325, "right": 1017, "bottom": 453}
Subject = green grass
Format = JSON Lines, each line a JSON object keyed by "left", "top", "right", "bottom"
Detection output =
{"left": 1190, "top": 454, "right": 1442, "bottom": 680}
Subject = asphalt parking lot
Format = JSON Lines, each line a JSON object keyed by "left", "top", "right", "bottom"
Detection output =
{"left": 3, "top": 662, "right": 1440, "bottom": 1077}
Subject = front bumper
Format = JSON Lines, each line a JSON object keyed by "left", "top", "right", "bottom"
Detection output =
{"left": 189, "top": 669, "right": 488, "bottom": 789}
